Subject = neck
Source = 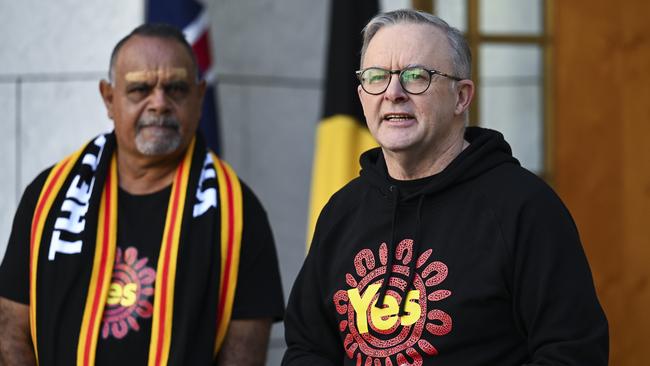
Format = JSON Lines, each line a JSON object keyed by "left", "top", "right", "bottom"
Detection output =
{"left": 383, "top": 136, "right": 469, "bottom": 181}
{"left": 116, "top": 148, "right": 185, "bottom": 195}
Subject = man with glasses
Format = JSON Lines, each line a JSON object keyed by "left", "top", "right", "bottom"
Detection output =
{"left": 283, "top": 9, "right": 607, "bottom": 366}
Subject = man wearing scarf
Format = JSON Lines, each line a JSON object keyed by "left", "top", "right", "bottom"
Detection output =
{"left": 0, "top": 24, "right": 284, "bottom": 366}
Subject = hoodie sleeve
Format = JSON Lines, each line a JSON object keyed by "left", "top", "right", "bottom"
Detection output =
{"left": 511, "top": 187, "right": 609, "bottom": 365}
{"left": 282, "top": 225, "right": 343, "bottom": 365}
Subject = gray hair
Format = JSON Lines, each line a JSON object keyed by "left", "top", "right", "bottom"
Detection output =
{"left": 360, "top": 9, "right": 471, "bottom": 79}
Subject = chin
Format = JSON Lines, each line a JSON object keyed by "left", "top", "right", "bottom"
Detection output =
{"left": 379, "top": 144, "right": 415, "bottom": 155}
{"left": 377, "top": 136, "right": 418, "bottom": 153}
{"left": 136, "top": 138, "right": 182, "bottom": 156}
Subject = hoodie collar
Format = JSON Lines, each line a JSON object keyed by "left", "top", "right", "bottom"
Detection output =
{"left": 359, "top": 126, "right": 519, "bottom": 201}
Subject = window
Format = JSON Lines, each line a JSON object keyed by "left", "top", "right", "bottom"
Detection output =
{"left": 429, "top": 0, "right": 551, "bottom": 177}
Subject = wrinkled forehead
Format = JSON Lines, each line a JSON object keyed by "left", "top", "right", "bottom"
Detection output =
{"left": 115, "top": 35, "right": 196, "bottom": 82}
{"left": 362, "top": 23, "right": 451, "bottom": 68}
{"left": 124, "top": 68, "right": 189, "bottom": 84}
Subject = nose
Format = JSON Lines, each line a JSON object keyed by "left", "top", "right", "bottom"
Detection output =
{"left": 383, "top": 74, "right": 408, "bottom": 103}
{"left": 147, "top": 87, "right": 172, "bottom": 114}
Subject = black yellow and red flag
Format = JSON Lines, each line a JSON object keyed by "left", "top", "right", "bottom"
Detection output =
{"left": 307, "top": 0, "right": 380, "bottom": 246}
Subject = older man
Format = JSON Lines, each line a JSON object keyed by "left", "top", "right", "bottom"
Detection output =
{"left": 283, "top": 9, "right": 607, "bottom": 366}
{"left": 0, "top": 24, "right": 284, "bottom": 366}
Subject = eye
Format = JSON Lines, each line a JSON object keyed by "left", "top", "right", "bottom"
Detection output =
{"left": 401, "top": 68, "right": 428, "bottom": 83}
{"left": 164, "top": 82, "right": 190, "bottom": 99}
{"left": 127, "top": 84, "right": 152, "bottom": 100}
{"left": 130, "top": 85, "right": 148, "bottom": 93}
{"left": 363, "top": 69, "right": 389, "bottom": 84}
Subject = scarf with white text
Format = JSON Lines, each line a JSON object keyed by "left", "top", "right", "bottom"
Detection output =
{"left": 29, "top": 132, "right": 242, "bottom": 365}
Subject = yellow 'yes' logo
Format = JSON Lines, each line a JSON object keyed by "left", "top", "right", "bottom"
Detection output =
{"left": 347, "top": 283, "right": 421, "bottom": 334}
{"left": 107, "top": 282, "right": 138, "bottom": 307}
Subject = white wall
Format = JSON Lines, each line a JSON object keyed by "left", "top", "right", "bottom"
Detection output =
{"left": 0, "top": 0, "right": 144, "bottom": 259}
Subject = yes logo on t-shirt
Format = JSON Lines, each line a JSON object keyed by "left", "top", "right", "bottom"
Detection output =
{"left": 333, "top": 239, "right": 453, "bottom": 365}
{"left": 101, "top": 247, "right": 155, "bottom": 339}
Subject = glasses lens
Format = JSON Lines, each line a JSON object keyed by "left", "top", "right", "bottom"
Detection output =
{"left": 361, "top": 68, "right": 390, "bottom": 94}
{"left": 400, "top": 67, "right": 431, "bottom": 94}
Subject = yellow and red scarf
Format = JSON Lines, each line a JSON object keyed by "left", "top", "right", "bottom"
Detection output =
{"left": 29, "top": 132, "right": 242, "bottom": 365}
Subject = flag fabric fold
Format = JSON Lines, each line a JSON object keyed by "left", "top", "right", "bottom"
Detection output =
{"left": 307, "top": 0, "right": 379, "bottom": 246}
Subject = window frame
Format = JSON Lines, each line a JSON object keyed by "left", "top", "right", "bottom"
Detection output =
{"left": 415, "top": 0, "right": 553, "bottom": 179}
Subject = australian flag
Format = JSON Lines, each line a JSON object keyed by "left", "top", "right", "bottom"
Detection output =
{"left": 146, "top": 0, "right": 221, "bottom": 154}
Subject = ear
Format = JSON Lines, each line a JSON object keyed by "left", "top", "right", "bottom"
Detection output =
{"left": 99, "top": 80, "right": 115, "bottom": 120}
{"left": 192, "top": 79, "right": 207, "bottom": 117}
{"left": 357, "top": 84, "right": 370, "bottom": 116}
{"left": 357, "top": 84, "right": 365, "bottom": 105}
{"left": 454, "top": 79, "right": 475, "bottom": 116}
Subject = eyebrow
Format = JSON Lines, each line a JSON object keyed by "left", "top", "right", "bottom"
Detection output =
{"left": 364, "top": 63, "right": 427, "bottom": 70}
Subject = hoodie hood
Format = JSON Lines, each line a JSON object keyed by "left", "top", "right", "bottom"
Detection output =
{"left": 359, "top": 127, "right": 519, "bottom": 201}
{"left": 357, "top": 127, "right": 519, "bottom": 313}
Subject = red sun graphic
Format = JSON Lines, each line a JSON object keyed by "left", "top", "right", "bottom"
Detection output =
{"left": 101, "top": 247, "right": 155, "bottom": 339}
{"left": 333, "top": 239, "right": 452, "bottom": 366}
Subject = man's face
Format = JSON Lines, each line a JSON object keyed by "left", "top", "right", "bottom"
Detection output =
{"left": 358, "top": 23, "right": 468, "bottom": 157}
{"left": 100, "top": 35, "right": 205, "bottom": 159}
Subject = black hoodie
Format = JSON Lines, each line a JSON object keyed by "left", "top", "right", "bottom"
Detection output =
{"left": 283, "top": 127, "right": 608, "bottom": 366}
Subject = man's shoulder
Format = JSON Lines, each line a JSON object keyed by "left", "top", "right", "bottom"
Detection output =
{"left": 239, "top": 178, "right": 268, "bottom": 222}
{"left": 471, "top": 162, "right": 569, "bottom": 217}
{"left": 313, "top": 177, "right": 367, "bottom": 232}
{"left": 21, "top": 140, "right": 99, "bottom": 199}
{"left": 325, "top": 176, "right": 367, "bottom": 213}
{"left": 20, "top": 166, "right": 55, "bottom": 203}
{"left": 477, "top": 162, "right": 552, "bottom": 195}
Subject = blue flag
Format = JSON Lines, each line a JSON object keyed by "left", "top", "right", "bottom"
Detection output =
{"left": 146, "top": 0, "right": 221, "bottom": 154}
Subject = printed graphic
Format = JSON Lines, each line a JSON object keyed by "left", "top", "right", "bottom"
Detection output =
{"left": 101, "top": 247, "right": 155, "bottom": 339}
{"left": 333, "top": 239, "right": 452, "bottom": 365}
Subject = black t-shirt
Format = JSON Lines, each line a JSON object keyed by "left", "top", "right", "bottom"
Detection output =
{"left": 377, "top": 149, "right": 441, "bottom": 197}
{"left": 0, "top": 169, "right": 285, "bottom": 365}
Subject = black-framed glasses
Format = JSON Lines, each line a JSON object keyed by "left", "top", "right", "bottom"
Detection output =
{"left": 356, "top": 66, "right": 463, "bottom": 95}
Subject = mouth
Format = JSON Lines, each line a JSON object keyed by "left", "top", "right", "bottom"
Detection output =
{"left": 139, "top": 124, "right": 179, "bottom": 131}
{"left": 137, "top": 116, "right": 180, "bottom": 132}
{"left": 382, "top": 113, "right": 415, "bottom": 122}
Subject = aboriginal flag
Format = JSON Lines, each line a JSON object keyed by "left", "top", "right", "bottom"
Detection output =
{"left": 146, "top": 0, "right": 221, "bottom": 154}
{"left": 307, "top": 0, "right": 379, "bottom": 245}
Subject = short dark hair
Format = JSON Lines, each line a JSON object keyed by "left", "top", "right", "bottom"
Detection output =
{"left": 108, "top": 23, "right": 199, "bottom": 83}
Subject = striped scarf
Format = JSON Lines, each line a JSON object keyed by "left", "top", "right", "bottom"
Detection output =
{"left": 29, "top": 132, "right": 242, "bottom": 365}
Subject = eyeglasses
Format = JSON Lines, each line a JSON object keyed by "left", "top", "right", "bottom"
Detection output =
{"left": 356, "top": 66, "right": 462, "bottom": 95}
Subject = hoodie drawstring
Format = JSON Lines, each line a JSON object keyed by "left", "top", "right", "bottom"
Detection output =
{"left": 375, "top": 184, "right": 399, "bottom": 308}
{"left": 375, "top": 186, "right": 424, "bottom": 317}
{"left": 398, "top": 194, "right": 424, "bottom": 316}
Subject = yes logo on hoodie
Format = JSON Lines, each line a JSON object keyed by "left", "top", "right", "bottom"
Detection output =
{"left": 332, "top": 239, "right": 452, "bottom": 365}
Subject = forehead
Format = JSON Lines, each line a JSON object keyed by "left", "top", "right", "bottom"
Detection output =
{"left": 115, "top": 35, "right": 195, "bottom": 79}
{"left": 125, "top": 68, "right": 188, "bottom": 83}
{"left": 362, "top": 22, "right": 451, "bottom": 69}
